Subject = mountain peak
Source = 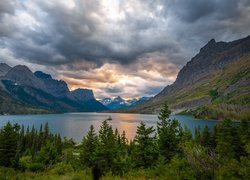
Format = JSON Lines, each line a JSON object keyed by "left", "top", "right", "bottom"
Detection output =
{"left": 34, "top": 71, "right": 52, "bottom": 79}
{"left": 12, "top": 65, "right": 31, "bottom": 72}
{"left": 114, "top": 96, "right": 123, "bottom": 102}
{"left": 199, "top": 38, "right": 219, "bottom": 53}
{"left": 0, "top": 63, "right": 11, "bottom": 76}
{"left": 208, "top": 38, "right": 216, "bottom": 44}
{"left": 5, "top": 65, "right": 45, "bottom": 90}
{"left": 0, "top": 63, "right": 11, "bottom": 68}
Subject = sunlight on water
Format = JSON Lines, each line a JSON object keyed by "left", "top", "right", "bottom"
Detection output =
{"left": 0, "top": 113, "right": 218, "bottom": 142}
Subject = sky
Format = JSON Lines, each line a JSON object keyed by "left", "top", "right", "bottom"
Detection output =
{"left": 0, "top": 0, "right": 250, "bottom": 99}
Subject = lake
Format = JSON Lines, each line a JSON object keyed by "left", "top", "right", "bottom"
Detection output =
{"left": 0, "top": 113, "right": 218, "bottom": 142}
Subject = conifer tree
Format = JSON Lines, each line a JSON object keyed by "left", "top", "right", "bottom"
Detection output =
{"left": 216, "top": 119, "right": 236, "bottom": 159}
{"left": 132, "top": 122, "right": 158, "bottom": 168}
{"left": 157, "top": 102, "right": 183, "bottom": 161}
{"left": 0, "top": 122, "right": 19, "bottom": 167}
{"left": 81, "top": 125, "right": 98, "bottom": 167}
{"left": 96, "top": 120, "right": 117, "bottom": 174}
{"left": 44, "top": 122, "right": 49, "bottom": 143}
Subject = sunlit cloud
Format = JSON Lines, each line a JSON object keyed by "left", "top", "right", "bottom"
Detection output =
{"left": 0, "top": 0, "right": 249, "bottom": 98}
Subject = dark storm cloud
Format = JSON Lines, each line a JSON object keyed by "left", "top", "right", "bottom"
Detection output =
{"left": 0, "top": 0, "right": 16, "bottom": 36}
{"left": 2, "top": 0, "right": 249, "bottom": 67}
{"left": 0, "top": 0, "right": 15, "bottom": 16}
{"left": 0, "top": 0, "right": 250, "bottom": 98}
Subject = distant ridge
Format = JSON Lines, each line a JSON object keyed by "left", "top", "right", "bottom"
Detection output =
{"left": 0, "top": 64, "right": 108, "bottom": 114}
{"left": 99, "top": 96, "right": 151, "bottom": 109}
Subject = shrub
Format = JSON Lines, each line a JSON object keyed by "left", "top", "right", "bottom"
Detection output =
{"left": 18, "top": 156, "right": 32, "bottom": 171}
{"left": 29, "top": 163, "right": 45, "bottom": 172}
{"left": 50, "top": 162, "right": 73, "bottom": 175}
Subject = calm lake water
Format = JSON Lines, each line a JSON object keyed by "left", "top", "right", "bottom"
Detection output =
{"left": 0, "top": 113, "right": 218, "bottom": 142}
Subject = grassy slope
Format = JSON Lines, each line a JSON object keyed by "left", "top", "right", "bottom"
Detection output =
{"left": 116, "top": 55, "right": 250, "bottom": 120}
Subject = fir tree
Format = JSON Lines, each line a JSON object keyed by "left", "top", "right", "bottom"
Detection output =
{"left": 0, "top": 122, "right": 19, "bottom": 167}
{"left": 157, "top": 102, "right": 183, "bottom": 161}
{"left": 96, "top": 120, "right": 117, "bottom": 174}
{"left": 132, "top": 122, "right": 158, "bottom": 168}
{"left": 81, "top": 125, "right": 98, "bottom": 167}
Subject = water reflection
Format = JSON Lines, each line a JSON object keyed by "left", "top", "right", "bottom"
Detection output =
{"left": 0, "top": 113, "right": 218, "bottom": 142}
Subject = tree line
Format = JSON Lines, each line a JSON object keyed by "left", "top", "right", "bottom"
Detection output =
{"left": 0, "top": 103, "right": 249, "bottom": 179}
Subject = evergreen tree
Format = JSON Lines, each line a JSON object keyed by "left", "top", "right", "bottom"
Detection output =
{"left": 216, "top": 119, "right": 236, "bottom": 159}
{"left": 132, "top": 122, "right": 158, "bottom": 168}
{"left": 44, "top": 122, "right": 49, "bottom": 143}
{"left": 96, "top": 120, "right": 117, "bottom": 174}
{"left": 201, "top": 126, "right": 213, "bottom": 148}
{"left": 55, "top": 134, "right": 62, "bottom": 155}
{"left": 36, "top": 141, "right": 58, "bottom": 166}
{"left": 120, "top": 130, "right": 128, "bottom": 157}
{"left": 38, "top": 124, "right": 43, "bottom": 149}
{"left": 157, "top": 102, "right": 183, "bottom": 161}
{"left": 0, "top": 122, "right": 19, "bottom": 167}
{"left": 81, "top": 125, "right": 98, "bottom": 167}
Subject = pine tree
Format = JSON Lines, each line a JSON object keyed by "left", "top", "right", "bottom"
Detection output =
{"left": 157, "top": 102, "right": 183, "bottom": 161}
{"left": 120, "top": 130, "right": 128, "bottom": 156}
{"left": 201, "top": 126, "right": 213, "bottom": 148}
{"left": 96, "top": 120, "right": 117, "bottom": 174}
{"left": 0, "top": 122, "right": 19, "bottom": 167}
{"left": 216, "top": 119, "right": 236, "bottom": 159}
{"left": 55, "top": 134, "right": 62, "bottom": 155}
{"left": 44, "top": 122, "right": 49, "bottom": 143}
{"left": 81, "top": 125, "right": 98, "bottom": 167}
{"left": 132, "top": 122, "right": 158, "bottom": 168}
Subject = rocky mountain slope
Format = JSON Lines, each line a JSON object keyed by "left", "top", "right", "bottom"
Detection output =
{"left": 34, "top": 71, "right": 69, "bottom": 98}
{"left": 116, "top": 36, "right": 250, "bottom": 120}
{"left": 0, "top": 64, "right": 108, "bottom": 114}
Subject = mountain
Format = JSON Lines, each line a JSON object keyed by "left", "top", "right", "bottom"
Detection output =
{"left": 5, "top": 65, "right": 46, "bottom": 90}
{"left": 34, "top": 71, "right": 69, "bottom": 98}
{"left": 69, "top": 88, "right": 107, "bottom": 112}
{"left": 0, "top": 63, "right": 11, "bottom": 77}
{"left": 0, "top": 85, "right": 50, "bottom": 115}
{"left": 100, "top": 96, "right": 151, "bottom": 110}
{"left": 69, "top": 88, "right": 95, "bottom": 102}
{"left": 0, "top": 65, "right": 108, "bottom": 114}
{"left": 115, "top": 36, "right": 250, "bottom": 120}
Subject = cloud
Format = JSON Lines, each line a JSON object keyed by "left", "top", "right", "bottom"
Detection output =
{"left": 0, "top": 0, "right": 249, "bottom": 98}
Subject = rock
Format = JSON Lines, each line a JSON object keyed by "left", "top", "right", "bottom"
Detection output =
{"left": 5, "top": 65, "right": 45, "bottom": 90}
{"left": 155, "top": 35, "right": 250, "bottom": 100}
{"left": 69, "top": 88, "right": 95, "bottom": 102}
{"left": 34, "top": 71, "right": 69, "bottom": 98}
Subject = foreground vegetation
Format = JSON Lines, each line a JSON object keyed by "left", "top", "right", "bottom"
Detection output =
{"left": 0, "top": 104, "right": 249, "bottom": 179}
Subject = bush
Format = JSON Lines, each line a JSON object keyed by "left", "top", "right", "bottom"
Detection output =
{"left": 18, "top": 156, "right": 32, "bottom": 171}
{"left": 29, "top": 163, "right": 45, "bottom": 172}
{"left": 0, "top": 167, "right": 17, "bottom": 179}
{"left": 50, "top": 162, "right": 73, "bottom": 175}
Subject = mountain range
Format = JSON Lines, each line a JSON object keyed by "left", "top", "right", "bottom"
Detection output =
{"left": 113, "top": 35, "right": 250, "bottom": 120}
{"left": 0, "top": 64, "right": 108, "bottom": 114}
{"left": 99, "top": 96, "right": 151, "bottom": 110}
